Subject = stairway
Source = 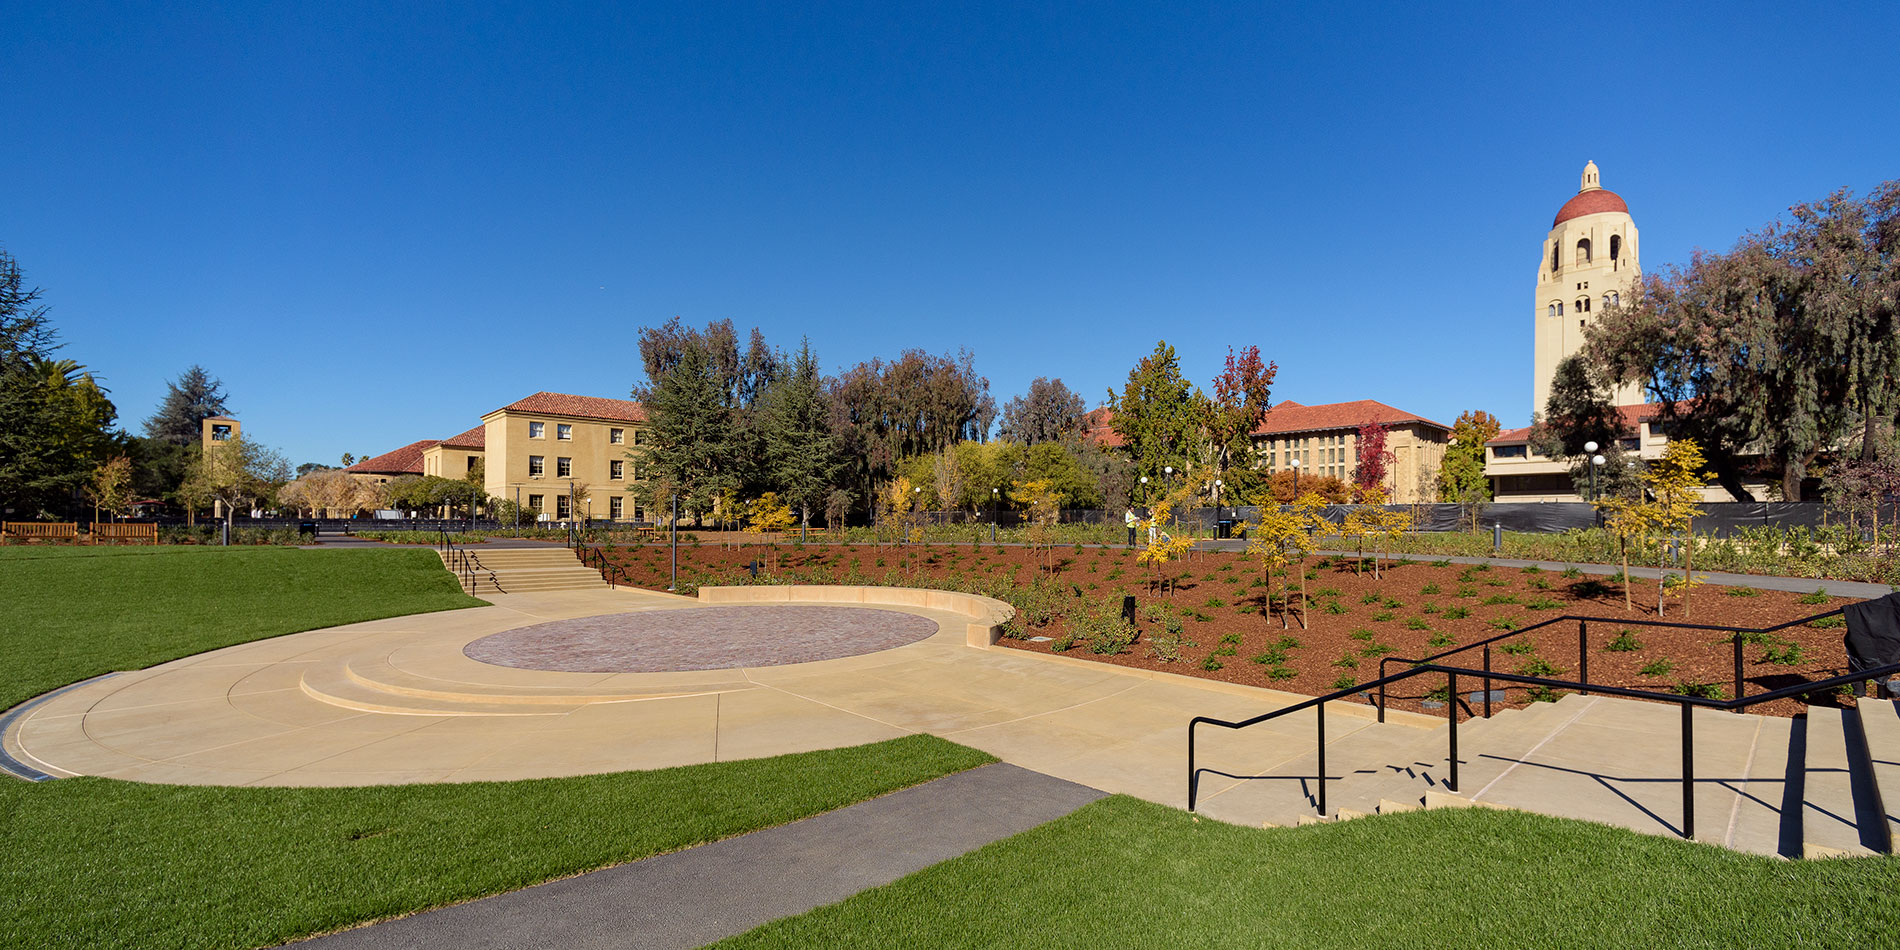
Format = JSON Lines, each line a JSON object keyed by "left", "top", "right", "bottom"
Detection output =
{"left": 437, "top": 546, "right": 610, "bottom": 594}
{"left": 1196, "top": 693, "right": 1900, "bottom": 858}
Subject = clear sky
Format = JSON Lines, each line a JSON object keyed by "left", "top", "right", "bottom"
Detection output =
{"left": 7, "top": 1, "right": 1898, "bottom": 467}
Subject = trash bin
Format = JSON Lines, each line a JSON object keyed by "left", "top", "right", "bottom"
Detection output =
{"left": 1217, "top": 520, "right": 1234, "bottom": 540}
{"left": 298, "top": 521, "right": 318, "bottom": 539}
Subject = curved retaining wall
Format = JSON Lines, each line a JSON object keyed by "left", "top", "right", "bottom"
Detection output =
{"left": 696, "top": 585, "right": 1014, "bottom": 649}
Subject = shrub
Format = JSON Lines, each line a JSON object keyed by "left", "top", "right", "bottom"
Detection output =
{"left": 1274, "top": 635, "right": 1303, "bottom": 650}
{"left": 1322, "top": 600, "right": 1348, "bottom": 615}
{"left": 1604, "top": 629, "right": 1642, "bottom": 652}
{"left": 1517, "top": 657, "right": 1565, "bottom": 678}
{"left": 1332, "top": 654, "right": 1358, "bottom": 669}
{"left": 1404, "top": 616, "right": 1430, "bottom": 630}
{"left": 1762, "top": 643, "right": 1805, "bottom": 665}
{"left": 1201, "top": 655, "right": 1224, "bottom": 671}
{"left": 1361, "top": 593, "right": 1383, "bottom": 605}
{"left": 1489, "top": 616, "right": 1521, "bottom": 632}
{"left": 1500, "top": 640, "right": 1536, "bottom": 656}
{"left": 1724, "top": 586, "right": 1761, "bottom": 598}
{"left": 1526, "top": 686, "right": 1564, "bottom": 703}
{"left": 1427, "top": 631, "right": 1455, "bottom": 648}
{"left": 1672, "top": 680, "right": 1726, "bottom": 700}
{"left": 1212, "top": 644, "right": 1238, "bottom": 657}
{"left": 1483, "top": 594, "right": 1518, "bottom": 606}
{"left": 1330, "top": 673, "right": 1358, "bottom": 690}
{"left": 1424, "top": 684, "right": 1451, "bottom": 703}
{"left": 1420, "top": 582, "right": 1441, "bottom": 595}
{"left": 1350, "top": 628, "right": 1374, "bottom": 641}
{"left": 1441, "top": 606, "right": 1470, "bottom": 620}
{"left": 1639, "top": 658, "right": 1675, "bottom": 676}
{"left": 1422, "top": 602, "right": 1441, "bottom": 614}
{"left": 1371, "top": 611, "right": 1395, "bottom": 622}
{"left": 1560, "top": 567, "right": 1583, "bottom": 579}
{"left": 1431, "top": 559, "right": 1453, "bottom": 567}
{"left": 1204, "top": 597, "right": 1227, "bottom": 608}
{"left": 1381, "top": 597, "right": 1405, "bottom": 609}
{"left": 1050, "top": 635, "right": 1075, "bottom": 652}
{"left": 1525, "top": 596, "right": 1562, "bottom": 611}
{"left": 1267, "top": 666, "right": 1298, "bottom": 681}
{"left": 1798, "top": 587, "right": 1829, "bottom": 605}
{"left": 1808, "top": 615, "right": 1845, "bottom": 629}
{"left": 1527, "top": 577, "right": 1553, "bottom": 591}
{"left": 1456, "top": 585, "right": 1479, "bottom": 598}
{"left": 1315, "top": 587, "right": 1341, "bottom": 597}
{"left": 1359, "top": 642, "right": 1395, "bottom": 657}
{"left": 1252, "top": 648, "right": 1287, "bottom": 666}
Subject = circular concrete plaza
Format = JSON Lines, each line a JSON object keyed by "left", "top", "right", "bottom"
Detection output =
{"left": 464, "top": 605, "right": 941, "bottom": 673}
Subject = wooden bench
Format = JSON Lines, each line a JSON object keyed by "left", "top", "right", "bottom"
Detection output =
{"left": 2, "top": 521, "right": 78, "bottom": 541}
{"left": 91, "top": 523, "right": 158, "bottom": 544}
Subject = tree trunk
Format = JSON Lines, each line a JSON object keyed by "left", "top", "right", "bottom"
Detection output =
{"left": 1621, "top": 538, "right": 1631, "bottom": 612}
{"left": 1782, "top": 459, "right": 1804, "bottom": 503}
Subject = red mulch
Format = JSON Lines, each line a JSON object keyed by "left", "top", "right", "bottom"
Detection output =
{"left": 591, "top": 541, "right": 1860, "bottom": 719}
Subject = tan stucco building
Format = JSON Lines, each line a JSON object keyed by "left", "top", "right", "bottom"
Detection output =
{"left": 344, "top": 391, "right": 653, "bottom": 521}
{"left": 1250, "top": 400, "right": 1449, "bottom": 504}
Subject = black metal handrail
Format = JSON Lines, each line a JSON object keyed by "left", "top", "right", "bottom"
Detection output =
{"left": 438, "top": 529, "right": 502, "bottom": 593}
{"left": 1375, "top": 607, "right": 1846, "bottom": 721}
{"left": 576, "top": 544, "right": 631, "bottom": 589}
{"left": 1189, "top": 649, "right": 1896, "bottom": 840}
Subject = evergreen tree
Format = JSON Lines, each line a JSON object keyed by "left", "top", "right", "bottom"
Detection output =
{"left": 638, "top": 341, "right": 737, "bottom": 524}
{"left": 0, "top": 252, "right": 122, "bottom": 516}
{"left": 759, "top": 339, "right": 840, "bottom": 527}
{"left": 1108, "top": 341, "right": 1198, "bottom": 502}
{"left": 1529, "top": 355, "right": 1644, "bottom": 500}
{"left": 143, "top": 365, "right": 229, "bottom": 445}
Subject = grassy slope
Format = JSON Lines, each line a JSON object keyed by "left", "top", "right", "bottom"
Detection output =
{"left": 718, "top": 796, "right": 1900, "bottom": 949}
{"left": 0, "top": 546, "right": 482, "bottom": 711}
{"left": 0, "top": 547, "right": 996, "bottom": 948}
{"left": 1, "top": 736, "right": 992, "bottom": 950}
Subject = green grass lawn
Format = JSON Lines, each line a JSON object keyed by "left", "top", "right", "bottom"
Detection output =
{"left": 0, "top": 545, "right": 483, "bottom": 711}
{"left": 0, "top": 546, "right": 996, "bottom": 948}
{"left": 716, "top": 796, "right": 1900, "bottom": 949}
{"left": 2, "top": 735, "right": 992, "bottom": 950}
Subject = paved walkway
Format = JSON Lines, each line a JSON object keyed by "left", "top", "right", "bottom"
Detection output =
{"left": 294, "top": 763, "right": 1104, "bottom": 949}
{"left": 4, "top": 586, "right": 1409, "bottom": 806}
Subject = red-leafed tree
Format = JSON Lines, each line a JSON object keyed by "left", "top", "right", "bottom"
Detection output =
{"left": 1352, "top": 421, "right": 1393, "bottom": 496}
{"left": 1201, "top": 345, "right": 1277, "bottom": 500}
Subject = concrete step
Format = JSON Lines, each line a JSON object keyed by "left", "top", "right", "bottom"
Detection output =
{"left": 1802, "top": 707, "right": 1883, "bottom": 857}
{"left": 1719, "top": 714, "right": 1796, "bottom": 857}
{"left": 298, "top": 662, "right": 586, "bottom": 717}
{"left": 1855, "top": 699, "right": 1900, "bottom": 852}
{"left": 340, "top": 655, "right": 745, "bottom": 707}
{"left": 1196, "top": 717, "right": 1441, "bottom": 826}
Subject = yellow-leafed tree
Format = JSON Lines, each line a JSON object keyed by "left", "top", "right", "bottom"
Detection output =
{"left": 747, "top": 492, "right": 795, "bottom": 573}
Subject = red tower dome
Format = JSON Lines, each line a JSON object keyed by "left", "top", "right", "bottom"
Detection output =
{"left": 1553, "top": 189, "right": 1630, "bottom": 227}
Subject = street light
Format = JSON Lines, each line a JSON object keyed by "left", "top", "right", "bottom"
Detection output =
{"left": 1584, "top": 441, "right": 1600, "bottom": 502}
{"left": 1289, "top": 457, "right": 1301, "bottom": 498}
{"left": 991, "top": 487, "right": 999, "bottom": 541}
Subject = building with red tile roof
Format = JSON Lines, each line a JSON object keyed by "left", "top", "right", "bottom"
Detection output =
{"left": 345, "top": 439, "right": 438, "bottom": 480}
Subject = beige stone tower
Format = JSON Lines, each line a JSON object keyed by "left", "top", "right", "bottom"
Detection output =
{"left": 1533, "top": 161, "right": 1641, "bottom": 412}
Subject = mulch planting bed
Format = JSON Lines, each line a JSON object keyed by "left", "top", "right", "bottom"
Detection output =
{"left": 590, "top": 541, "right": 1862, "bottom": 719}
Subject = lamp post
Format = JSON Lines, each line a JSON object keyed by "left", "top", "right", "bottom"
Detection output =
{"left": 1584, "top": 441, "right": 1600, "bottom": 502}
{"left": 1290, "top": 457, "right": 1301, "bottom": 499}
{"left": 991, "top": 487, "right": 999, "bottom": 541}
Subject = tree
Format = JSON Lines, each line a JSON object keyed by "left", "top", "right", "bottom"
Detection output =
{"left": 1240, "top": 506, "right": 1305, "bottom": 628}
{"left": 85, "top": 455, "right": 133, "bottom": 523}
{"left": 179, "top": 434, "right": 289, "bottom": 535}
{"left": 1643, "top": 439, "right": 1711, "bottom": 617}
{"left": 637, "top": 339, "right": 738, "bottom": 524}
{"left": 746, "top": 492, "right": 796, "bottom": 572}
{"left": 1258, "top": 469, "right": 1350, "bottom": 504}
{"left": 1012, "top": 477, "right": 1063, "bottom": 574}
{"left": 1438, "top": 410, "right": 1500, "bottom": 528}
{"left": 829, "top": 348, "right": 994, "bottom": 515}
{"left": 1351, "top": 421, "right": 1392, "bottom": 495}
{"left": 1198, "top": 345, "right": 1277, "bottom": 501}
{"left": 1589, "top": 181, "right": 1900, "bottom": 501}
{"left": 143, "top": 366, "right": 228, "bottom": 446}
{"left": 758, "top": 339, "right": 841, "bottom": 528}
{"left": 1529, "top": 355, "right": 1642, "bottom": 501}
{"left": 999, "top": 377, "right": 1086, "bottom": 444}
{"left": 1109, "top": 342, "right": 1198, "bottom": 501}
{"left": 0, "top": 252, "right": 122, "bottom": 517}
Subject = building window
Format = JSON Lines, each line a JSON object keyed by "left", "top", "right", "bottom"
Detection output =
{"left": 1557, "top": 301, "right": 1564, "bottom": 316}
{"left": 527, "top": 494, "right": 543, "bottom": 513}
{"left": 1547, "top": 303, "right": 1556, "bottom": 317}
{"left": 210, "top": 424, "right": 232, "bottom": 441}
{"left": 1620, "top": 438, "right": 1641, "bottom": 451}
{"left": 1576, "top": 238, "right": 1591, "bottom": 265}
{"left": 610, "top": 428, "right": 624, "bottom": 444}
{"left": 610, "top": 496, "right": 624, "bottom": 519}
{"left": 1609, "top": 234, "right": 1621, "bottom": 261}
{"left": 1551, "top": 242, "right": 1560, "bottom": 273}
{"left": 610, "top": 460, "right": 624, "bottom": 480}
{"left": 556, "top": 495, "right": 571, "bottom": 519}
{"left": 528, "top": 455, "right": 544, "bottom": 477}
{"left": 556, "top": 424, "right": 572, "bottom": 441}
{"left": 1610, "top": 290, "right": 1620, "bottom": 307}
{"left": 556, "top": 457, "right": 571, "bottom": 477}
{"left": 1577, "top": 297, "right": 1591, "bottom": 313}
{"left": 1492, "top": 445, "right": 1527, "bottom": 459}
{"left": 634, "top": 460, "right": 648, "bottom": 481}
{"left": 528, "top": 421, "right": 544, "bottom": 439}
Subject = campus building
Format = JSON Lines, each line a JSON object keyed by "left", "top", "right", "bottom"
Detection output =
{"left": 1080, "top": 399, "right": 1450, "bottom": 504}
{"left": 345, "top": 391, "right": 652, "bottom": 521}
{"left": 1251, "top": 400, "right": 1448, "bottom": 503}
{"left": 1484, "top": 163, "right": 1759, "bottom": 502}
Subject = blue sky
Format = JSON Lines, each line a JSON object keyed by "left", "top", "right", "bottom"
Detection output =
{"left": 7, "top": 1, "right": 1897, "bottom": 466}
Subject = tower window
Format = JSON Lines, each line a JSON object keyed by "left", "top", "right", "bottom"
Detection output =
{"left": 1576, "top": 238, "right": 1592, "bottom": 265}
{"left": 1558, "top": 301, "right": 1565, "bottom": 316}
{"left": 1551, "top": 243, "right": 1560, "bottom": 273}
{"left": 1548, "top": 304, "right": 1555, "bottom": 317}
{"left": 1610, "top": 290, "right": 1620, "bottom": 307}
{"left": 1577, "top": 297, "right": 1591, "bottom": 313}
{"left": 1609, "top": 234, "right": 1621, "bottom": 261}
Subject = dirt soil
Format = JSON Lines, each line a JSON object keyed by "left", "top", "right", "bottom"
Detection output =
{"left": 591, "top": 541, "right": 1862, "bottom": 719}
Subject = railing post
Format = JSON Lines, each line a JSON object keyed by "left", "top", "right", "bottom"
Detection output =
{"left": 1681, "top": 701, "right": 1696, "bottom": 839}
{"left": 1186, "top": 721, "right": 1198, "bottom": 811}
{"left": 1483, "top": 645, "right": 1493, "bottom": 718}
{"left": 1446, "top": 671, "right": 1459, "bottom": 793}
{"left": 1316, "top": 702, "right": 1327, "bottom": 817}
{"left": 1376, "top": 659, "right": 1387, "bottom": 723}
{"left": 1732, "top": 632, "right": 1744, "bottom": 708}
{"left": 1578, "top": 619, "right": 1589, "bottom": 696}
